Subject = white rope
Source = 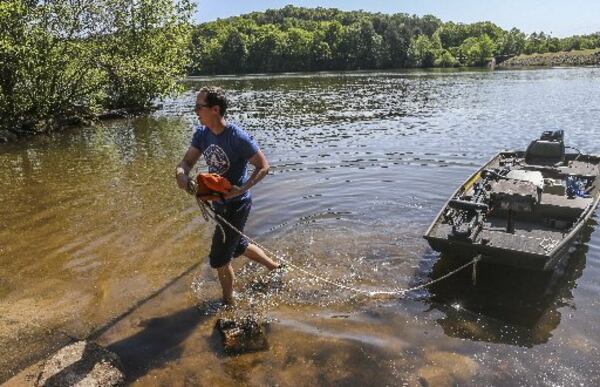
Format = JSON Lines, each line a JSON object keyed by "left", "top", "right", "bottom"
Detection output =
{"left": 196, "top": 199, "right": 480, "bottom": 298}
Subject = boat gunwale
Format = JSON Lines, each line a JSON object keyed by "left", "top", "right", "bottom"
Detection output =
{"left": 423, "top": 151, "right": 504, "bottom": 238}
{"left": 543, "top": 192, "right": 600, "bottom": 269}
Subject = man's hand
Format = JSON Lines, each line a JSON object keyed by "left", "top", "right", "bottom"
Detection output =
{"left": 223, "top": 185, "right": 245, "bottom": 200}
{"left": 176, "top": 146, "right": 201, "bottom": 191}
{"left": 176, "top": 171, "right": 190, "bottom": 191}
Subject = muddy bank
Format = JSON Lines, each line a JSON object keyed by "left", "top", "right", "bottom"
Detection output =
{"left": 499, "top": 49, "right": 600, "bottom": 68}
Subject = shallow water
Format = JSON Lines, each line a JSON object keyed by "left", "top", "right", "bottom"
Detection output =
{"left": 1, "top": 67, "right": 600, "bottom": 384}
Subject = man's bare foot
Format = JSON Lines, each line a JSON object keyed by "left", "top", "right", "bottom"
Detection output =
{"left": 270, "top": 263, "right": 289, "bottom": 274}
{"left": 223, "top": 291, "right": 237, "bottom": 306}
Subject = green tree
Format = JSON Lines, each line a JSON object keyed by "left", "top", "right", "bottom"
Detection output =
{"left": 383, "top": 17, "right": 411, "bottom": 67}
{"left": 323, "top": 20, "right": 345, "bottom": 68}
{"left": 408, "top": 34, "right": 441, "bottom": 67}
{"left": 284, "top": 27, "right": 313, "bottom": 70}
{"left": 355, "top": 20, "right": 385, "bottom": 69}
{"left": 434, "top": 49, "right": 457, "bottom": 67}
{"left": 246, "top": 24, "right": 287, "bottom": 72}
{"left": 0, "top": 0, "right": 107, "bottom": 134}
{"left": 218, "top": 29, "right": 249, "bottom": 73}
{"left": 435, "top": 22, "right": 468, "bottom": 48}
{"left": 524, "top": 32, "right": 547, "bottom": 54}
{"left": 0, "top": 0, "right": 193, "bottom": 136}
{"left": 459, "top": 34, "right": 495, "bottom": 66}
{"left": 495, "top": 28, "right": 526, "bottom": 56}
{"left": 310, "top": 40, "right": 332, "bottom": 70}
{"left": 98, "top": 0, "right": 194, "bottom": 110}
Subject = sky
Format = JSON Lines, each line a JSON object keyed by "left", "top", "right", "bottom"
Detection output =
{"left": 194, "top": 0, "right": 600, "bottom": 37}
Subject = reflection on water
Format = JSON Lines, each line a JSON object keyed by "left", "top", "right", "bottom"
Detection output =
{"left": 427, "top": 222, "right": 592, "bottom": 347}
{"left": 1, "top": 68, "right": 600, "bottom": 384}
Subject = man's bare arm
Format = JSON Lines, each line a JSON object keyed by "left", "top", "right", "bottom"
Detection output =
{"left": 176, "top": 146, "right": 202, "bottom": 190}
{"left": 243, "top": 150, "right": 270, "bottom": 190}
{"left": 223, "top": 150, "right": 270, "bottom": 199}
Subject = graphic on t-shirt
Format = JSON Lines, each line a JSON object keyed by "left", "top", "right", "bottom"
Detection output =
{"left": 203, "top": 144, "right": 230, "bottom": 175}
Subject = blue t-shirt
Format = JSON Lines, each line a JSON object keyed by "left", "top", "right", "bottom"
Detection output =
{"left": 191, "top": 123, "right": 259, "bottom": 201}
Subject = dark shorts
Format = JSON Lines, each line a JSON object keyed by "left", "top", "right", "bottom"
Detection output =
{"left": 209, "top": 197, "right": 252, "bottom": 268}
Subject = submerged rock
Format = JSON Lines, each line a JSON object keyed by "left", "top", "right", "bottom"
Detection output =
{"left": 417, "top": 365, "right": 454, "bottom": 387}
{"left": 0, "top": 130, "right": 18, "bottom": 143}
{"left": 35, "top": 341, "right": 124, "bottom": 386}
{"left": 423, "top": 350, "right": 479, "bottom": 381}
{"left": 215, "top": 316, "right": 269, "bottom": 354}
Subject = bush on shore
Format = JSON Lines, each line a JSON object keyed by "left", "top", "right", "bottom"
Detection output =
{"left": 0, "top": 0, "right": 193, "bottom": 137}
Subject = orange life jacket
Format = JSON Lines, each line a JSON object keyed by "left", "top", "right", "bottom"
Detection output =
{"left": 195, "top": 173, "right": 232, "bottom": 201}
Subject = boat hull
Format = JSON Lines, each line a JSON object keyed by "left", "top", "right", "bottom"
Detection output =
{"left": 425, "top": 233, "right": 572, "bottom": 271}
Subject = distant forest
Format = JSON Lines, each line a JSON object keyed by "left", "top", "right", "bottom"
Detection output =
{"left": 189, "top": 5, "right": 600, "bottom": 74}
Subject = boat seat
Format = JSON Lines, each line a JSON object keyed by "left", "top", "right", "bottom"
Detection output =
{"left": 490, "top": 178, "right": 540, "bottom": 213}
{"left": 536, "top": 194, "right": 593, "bottom": 219}
{"left": 525, "top": 139, "right": 565, "bottom": 165}
{"left": 557, "top": 160, "right": 600, "bottom": 178}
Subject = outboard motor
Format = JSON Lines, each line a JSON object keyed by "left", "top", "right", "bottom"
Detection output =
{"left": 540, "top": 130, "right": 564, "bottom": 142}
{"left": 525, "top": 130, "right": 565, "bottom": 164}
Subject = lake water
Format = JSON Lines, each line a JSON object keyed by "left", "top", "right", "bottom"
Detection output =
{"left": 1, "top": 67, "right": 599, "bottom": 384}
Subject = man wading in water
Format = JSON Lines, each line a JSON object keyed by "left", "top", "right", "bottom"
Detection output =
{"left": 176, "top": 86, "right": 281, "bottom": 305}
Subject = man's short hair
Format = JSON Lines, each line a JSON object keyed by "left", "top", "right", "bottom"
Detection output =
{"left": 199, "top": 86, "right": 228, "bottom": 117}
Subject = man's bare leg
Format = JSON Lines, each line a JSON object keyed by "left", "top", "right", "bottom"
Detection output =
{"left": 216, "top": 263, "right": 235, "bottom": 304}
{"left": 243, "top": 244, "right": 279, "bottom": 271}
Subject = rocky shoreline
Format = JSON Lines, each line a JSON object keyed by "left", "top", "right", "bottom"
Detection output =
{"left": 499, "top": 49, "right": 600, "bottom": 68}
{"left": 4, "top": 341, "right": 124, "bottom": 387}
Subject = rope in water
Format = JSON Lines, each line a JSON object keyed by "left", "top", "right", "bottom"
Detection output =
{"left": 195, "top": 197, "right": 481, "bottom": 298}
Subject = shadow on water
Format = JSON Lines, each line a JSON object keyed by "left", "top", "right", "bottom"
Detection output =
{"left": 422, "top": 220, "right": 594, "bottom": 347}
{"left": 106, "top": 304, "right": 213, "bottom": 382}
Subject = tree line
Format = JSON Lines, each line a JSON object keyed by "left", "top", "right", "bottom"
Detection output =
{"left": 189, "top": 5, "right": 600, "bottom": 74}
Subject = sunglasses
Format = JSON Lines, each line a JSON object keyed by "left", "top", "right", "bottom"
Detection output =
{"left": 195, "top": 103, "right": 211, "bottom": 110}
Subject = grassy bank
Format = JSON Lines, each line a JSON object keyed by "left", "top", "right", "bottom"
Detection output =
{"left": 500, "top": 48, "right": 600, "bottom": 67}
